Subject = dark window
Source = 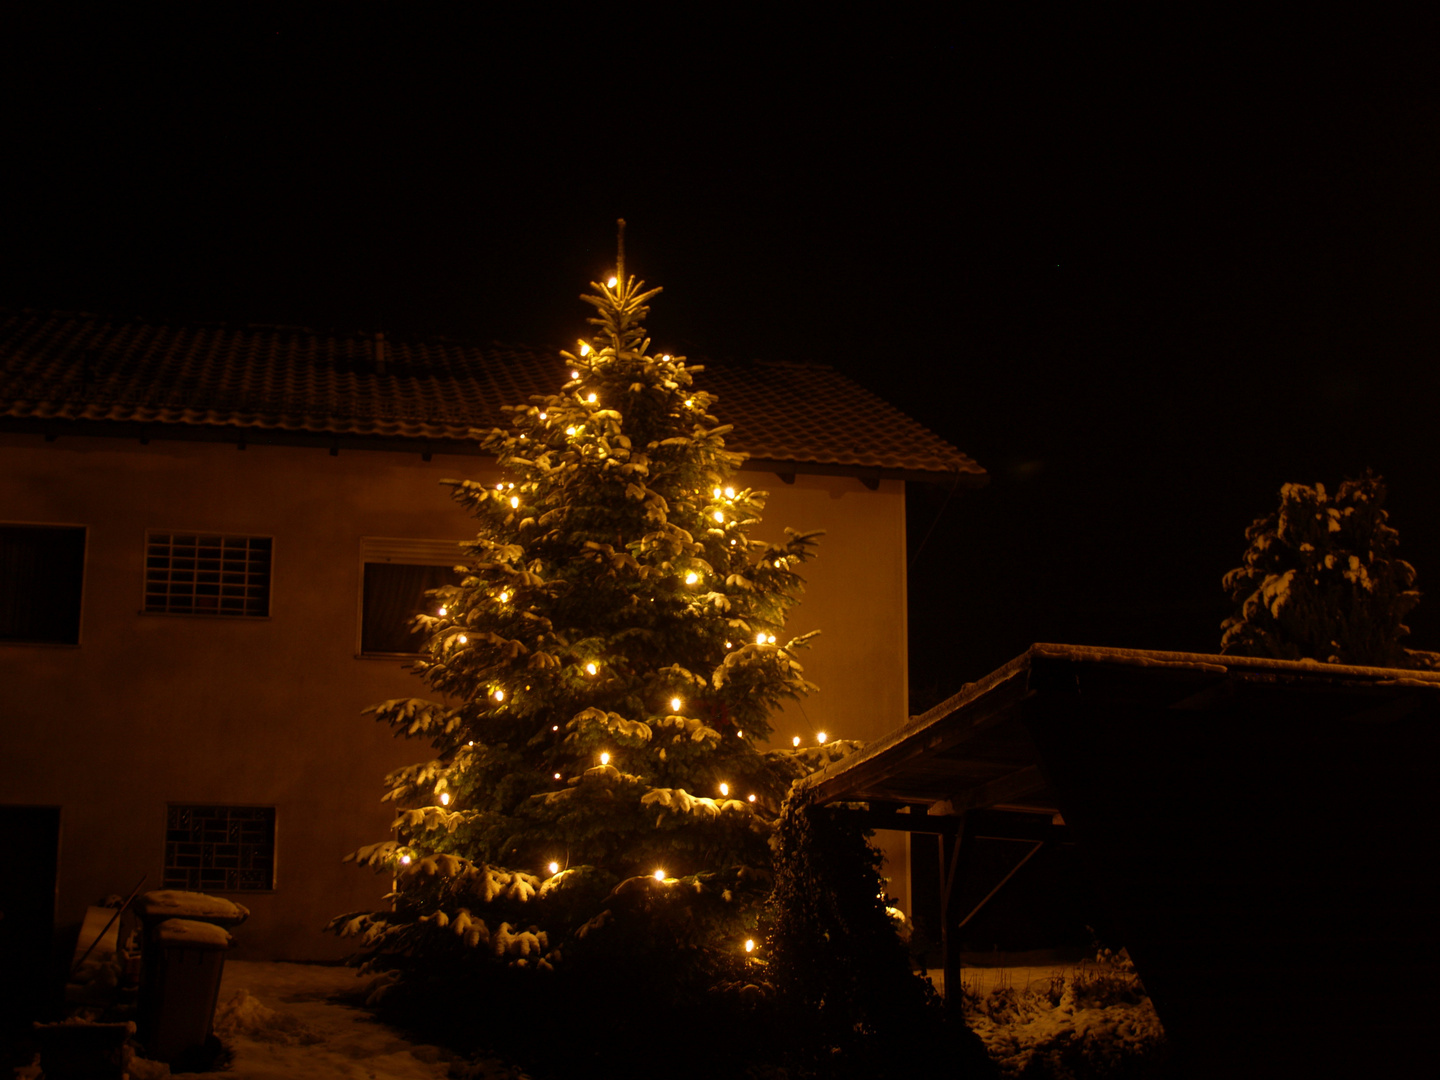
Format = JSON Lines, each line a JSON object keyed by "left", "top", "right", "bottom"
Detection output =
{"left": 163, "top": 804, "right": 276, "bottom": 891}
{"left": 1, "top": 524, "right": 86, "bottom": 644}
{"left": 362, "top": 562, "right": 458, "bottom": 655}
{"left": 145, "top": 532, "right": 271, "bottom": 617}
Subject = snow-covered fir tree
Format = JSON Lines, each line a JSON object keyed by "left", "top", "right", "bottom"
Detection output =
{"left": 332, "top": 242, "right": 841, "bottom": 1019}
{"left": 1221, "top": 472, "right": 1422, "bottom": 667}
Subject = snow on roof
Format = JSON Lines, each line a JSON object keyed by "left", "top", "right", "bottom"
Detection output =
{"left": 798, "top": 643, "right": 1440, "bottom": 798}
{"left": 0, "top": 308, "right": 985, "bottom": 482}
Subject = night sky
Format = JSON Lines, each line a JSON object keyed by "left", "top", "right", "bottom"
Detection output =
{"left": 7, "top": 9, "right": 1439, "bottom": 707}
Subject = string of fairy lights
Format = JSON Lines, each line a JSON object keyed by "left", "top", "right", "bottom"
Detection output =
{"left": 396, "top": 270, "right": 829, "bottom": 957}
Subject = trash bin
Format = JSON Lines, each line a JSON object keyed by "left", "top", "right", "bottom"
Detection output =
{"left": 134, "top": 891, "right": 248, "bottom": 1064}
{"left": 140, "top": 919, "right": 233, "bottom": 1062}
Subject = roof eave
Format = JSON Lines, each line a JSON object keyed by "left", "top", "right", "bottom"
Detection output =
{"left": 0, "top": 417, "right": 990, "bottom": 485}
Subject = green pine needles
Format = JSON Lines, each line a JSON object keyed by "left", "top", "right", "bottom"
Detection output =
{"left": 1221, "top": 472, "right": 1422, "bottom": 668}
{"left": 331, "top": 267, "right": 829, "bottom": 1017}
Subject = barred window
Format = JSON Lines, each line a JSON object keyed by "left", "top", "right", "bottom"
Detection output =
{"left": 163, "top": 804, "right": 275, "bottom": 891}
{"left": 145, "top": 532, "right": 271, "bottom": 617}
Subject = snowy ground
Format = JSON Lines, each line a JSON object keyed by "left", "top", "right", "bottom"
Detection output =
{"left": 14, "top": 958, "right": 1164, "bottom": 1079}
{"left": 946, "top": 957, "right": 1169, "bottom": 1078}
{"left": 169, "top": 962, "right": 513, "bottom": 1080}
{"left": 209, "top": 959, "right": 1165, "bottom": 1080}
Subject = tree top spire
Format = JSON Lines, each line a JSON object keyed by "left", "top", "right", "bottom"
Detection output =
{"left": 616, "top": 218, "right": 627, "bottom": 288}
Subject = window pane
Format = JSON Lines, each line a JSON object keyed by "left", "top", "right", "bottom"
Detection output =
{"left": 0, "top": 525, "right": 85, "bottom": 644}
{"left": 362, "top": 563, "right": 457, "bottom": 655}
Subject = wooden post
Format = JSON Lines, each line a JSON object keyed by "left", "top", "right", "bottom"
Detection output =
{"left": 939, "top": 811, "right": 970, "bottom": 1005}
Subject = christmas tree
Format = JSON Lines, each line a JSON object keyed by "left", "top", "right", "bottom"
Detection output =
{"left": 332, "top": 229, "right": 840, "bottom": 1059}
{"left": 1220, "top": 472, "right": 1422, "bottom": 667}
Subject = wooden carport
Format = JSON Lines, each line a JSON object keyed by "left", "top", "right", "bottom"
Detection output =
{"left": 796, "top": 644, "right": 1440, "bottom": 1075}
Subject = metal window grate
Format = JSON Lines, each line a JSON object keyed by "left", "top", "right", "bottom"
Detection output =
{"left": 145, "top": 532, "right": 271, "bottom": 617}
{"left": 163, "top": 804, "right": 275, "bottom": 892}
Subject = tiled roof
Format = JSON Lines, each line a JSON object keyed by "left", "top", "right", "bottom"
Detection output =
{"left": 0, "top": 309, "right": 984, "bottom": 481}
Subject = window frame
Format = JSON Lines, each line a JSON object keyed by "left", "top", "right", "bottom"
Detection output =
{"left": 357, "top": 537, "right": 467, "bottom": 659}
{"left": 142, "top": 529, "right": 274, "bottom": 620}
{"left": 161, "top": 802, "right": 278, "bottom": 894}
{"left": 0, "top": 521, "right": 88, "bottom": 647}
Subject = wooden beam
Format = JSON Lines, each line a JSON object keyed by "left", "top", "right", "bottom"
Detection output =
{"left": 823, "top": 806, "right": 961, "bottom": 835}
{"left": 933, "top": 764, "right": 1049, "bottom": 815}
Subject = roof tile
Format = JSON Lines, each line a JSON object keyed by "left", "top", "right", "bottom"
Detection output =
{"left": 0, "top": 309, "right": 983, "bottom": 480}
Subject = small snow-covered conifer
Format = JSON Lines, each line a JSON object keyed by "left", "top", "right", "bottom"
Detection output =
{"left": 1220, "top": 472, "right": 1420, "bottom": 667}
{"left": 332, "top": 231, "right": 832, "bottom": 1012}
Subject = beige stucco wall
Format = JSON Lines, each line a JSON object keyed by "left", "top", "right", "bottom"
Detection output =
{"left": 1, "top": 434, "right": 910, "bottom": 958}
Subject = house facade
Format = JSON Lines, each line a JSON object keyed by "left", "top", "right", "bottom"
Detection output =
{"left": 0, "top": 310, "right": 984, "bottom": 960}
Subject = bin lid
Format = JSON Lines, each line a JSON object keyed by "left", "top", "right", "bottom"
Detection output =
{"left": 154, "top": 918, "right": 232, "bottom": 950}
{"left": 137, "top": 890, "right": 250, "bottom": 926}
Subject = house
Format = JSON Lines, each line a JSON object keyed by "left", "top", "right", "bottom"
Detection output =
{"left": 0, "top": 308, "right": 985, "bottom": 966}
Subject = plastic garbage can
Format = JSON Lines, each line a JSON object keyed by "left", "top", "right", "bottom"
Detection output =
{"left": 140, "top": 918, "right": 233, "bottom": 1063}
{"left": 134, "top": 890, "right": 249, "bottom": 1062}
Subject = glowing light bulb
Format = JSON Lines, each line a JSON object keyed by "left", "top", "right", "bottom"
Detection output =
{"left": 713, "top": 487, "right": 722, "bottom": 498}
{"left": 438, "top": 605, "right": 447, "bottom": 616}
{"left": 493, "top": 688, "right": 505, "bottom": 702}
{"left": 539, "top": 411, "right": 547, "bottom": 420}
{"left": 767, "top": 634, "right": 777, "bottom": 644}
{"left": 495, "top": 483, "right": 504, "bottom": 491}
{"left": 499, "top": 590, "right": 510, "bottom": 602}
{"left": 737, "top": 731, "right": 744, "bottom": 739}
{"left": 724, "top": 641, "right": 732, "bottom": 649}
{"left": 552, "top": 725, "right": 559, "bottom": 731}
{"left": 607, "top": 277, "right": 618, "bottom": 288}
{"left": 548, "top": 861, "right": 560, "bottom": 875}
{"left": 792, "top": 736, "right": 801, "bottom": 747}
{"left": 744, "top": 939, "right": 755, "bottom": 953}
{"left": 553, "top": 772, "right": 561, "bottom": 780}
{"left": 584, "top": 393, "right": 595, "bottom": 405}
{"left": 652, "top": 869, "right": 665, "bottom": 881}
{"left": 570, "top": 370, "right": 579, "bottom": 379}
{"left": 599, "top": 752, "right": 610, "bottom": 765}
{"left": 724, "top": 487, "right": 735, "bottom": 498}
{"left": 566, "top": 426, "right": 577, "bottom": 436}
{"left": 747, "top": 794, "right": 757, "bottom": 803}
{"left": 670, "top": 697, "right": 682, "bottom": 712}
{"left": 719, "top": 782, "right": 729, "bottom": 797}
{"left": 467, "top": 740, "right": 474, "bottom": 747}
{"left": 440, "top": 792, "right": 450, "bottom": 806}
{"left": 457, "top": 634, "right": 468, "bottom": 644}
{"left": 585, "top": 661, "right": 598, "bottom": 675}
{"left": 816, "top": 732, "right": 828, "bottom": 744}
{"left": 685, "top": 398, "right": 694, "bottom": 407}
{"left": 579, "top": 342, "right": 591, "bottom": 356}
{"left": 757, "top": 632, "right": 767, "bottom": 645}
{"left": 713, "top": 511, "right": 724, "bottom": 522}
{"left": 685, "top": 571, "right": 699, "bottom": 585}
{"left": 661, "top": 354, "right": 670, "bottom": 361}
{"left": 400, "top": 854, "right": 412, "bottom": 866}
{"left": 730, "top": 539, "right": 736, "bottom": 546}
{"left": 510, "top": 495, "right": 519, "bottom": 508}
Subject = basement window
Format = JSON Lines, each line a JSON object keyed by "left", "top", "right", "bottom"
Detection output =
{"left": 163, "top": 804, "right": 276, "bottom": 892}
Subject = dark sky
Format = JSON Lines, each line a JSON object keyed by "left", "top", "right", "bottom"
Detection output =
{"left": 6, "top": 8, "right": 1439, "bottom": 705}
